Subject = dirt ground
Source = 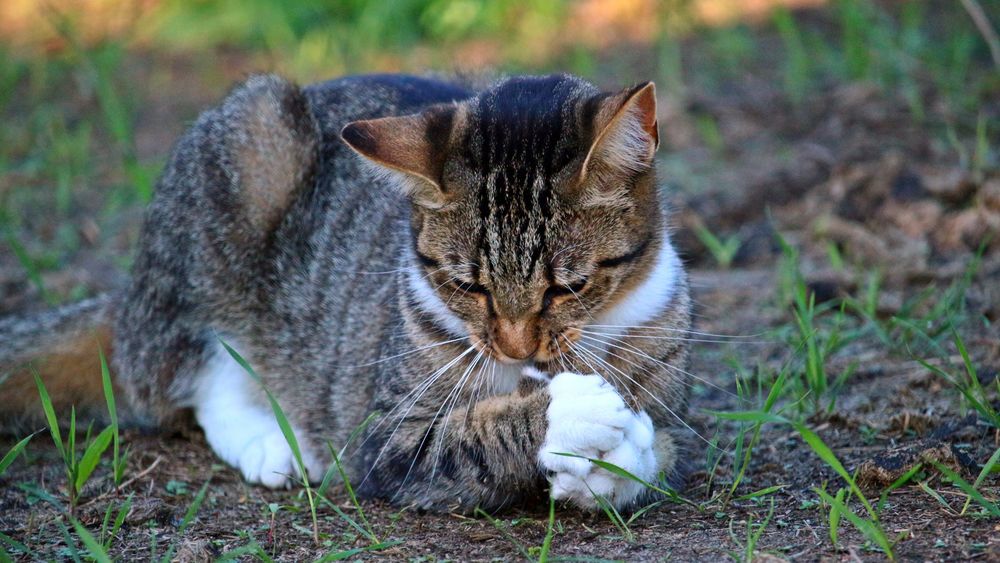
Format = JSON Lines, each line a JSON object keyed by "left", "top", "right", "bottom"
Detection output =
{"left": 2, "top": 9, "right": 1000, "bottom": 561}
{"left": 3, "top": 261, "right": 998, "bottom": 561}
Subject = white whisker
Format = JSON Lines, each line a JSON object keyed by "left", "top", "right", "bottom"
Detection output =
{"left": 570, "top": 338, "right": 715, "bottom": 447}
{"left": 577, "top": 333, "right": 742, "bottom": 402}
{"left": 584, "top": 324, "right": 768, "bottom": 340}
{"left": 358, "top": 345, "right": 475, "bottom": 487}
{"left": 422, "top": 348, "right": 485, "bottom": 483}
{"left": 581, "top": 328, "right": 768, "bottom": 345}
{"left": 337, "top": 336, "right": 468, "bottom": 368}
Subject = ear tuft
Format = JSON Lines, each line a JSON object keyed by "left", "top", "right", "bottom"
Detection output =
{"left": 580, "top": 81, "right": 659, "bottom": 183}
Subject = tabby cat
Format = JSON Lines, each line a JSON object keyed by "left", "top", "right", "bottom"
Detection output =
{"left": 0, "top": 73, "right": 692, "bottom": 512}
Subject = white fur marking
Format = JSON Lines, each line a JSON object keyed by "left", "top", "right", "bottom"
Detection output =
{"left": 406, "top": 255, "right": 471, "bottom": 339}
{"left": 190, "top": 341, "right": 325, "bottom": 488}
{"left": 595, "top": 102, "right": 655, "bottom": 175}
{"left": 593, "top": 235, "right": 681, "bottom": 332}
{"left": 538, "top": 372, "right": 656, "bottom": 509}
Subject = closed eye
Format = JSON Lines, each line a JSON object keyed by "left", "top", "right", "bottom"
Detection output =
{"left": 542, "top": 279, "right": 587, "bottom": 311}
{"left": 453, "top": 279, "right": 489, "bottom": 296}
{"left": 597, "top": 238, "right": 651, "bottom": 268}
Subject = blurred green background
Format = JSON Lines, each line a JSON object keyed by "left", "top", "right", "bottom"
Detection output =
{"left": 0, "top": 0, "right": 997, "bottom": 309}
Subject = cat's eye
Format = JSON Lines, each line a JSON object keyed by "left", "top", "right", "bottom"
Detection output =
{"left": 542, "top": 279, "right": 587, "bottom": 311}
{"left": 453, "top": 279, "right": 489, "bottom": 296}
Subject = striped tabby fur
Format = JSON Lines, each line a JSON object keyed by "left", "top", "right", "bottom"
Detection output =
{"left": 0, "top": 73, "right": 691, "bottom": 512}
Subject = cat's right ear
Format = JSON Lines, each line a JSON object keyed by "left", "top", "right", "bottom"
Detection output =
{"left": 340, "top": 106, "right": 457, "bottom": 209}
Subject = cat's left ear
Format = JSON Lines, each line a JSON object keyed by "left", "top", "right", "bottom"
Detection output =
{"left": 340, "top": 106, "right": 456, "bottom": 208}
{"left": 579, "top": 82, "right": 659, "bottom": 183}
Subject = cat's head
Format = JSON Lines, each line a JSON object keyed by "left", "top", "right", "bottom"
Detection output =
{"left": 342, "top": 74, "right": 666, "bottom": 366}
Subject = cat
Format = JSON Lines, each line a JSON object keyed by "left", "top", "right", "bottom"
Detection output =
{"left": 0, "top": 72, "right": 692, "bottom": 512}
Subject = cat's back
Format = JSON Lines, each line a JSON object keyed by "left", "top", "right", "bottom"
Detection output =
{"left": 303, "top": 73, "right": 472, "bottom": 149}
{"left": 269, "top": 73, "right": 473, "bottom": 264}
{"left": 261, "top": 75, "right": 474, "bottom": 367}
{"left": 272, "top": 73, "right": 473, "bottom": 255}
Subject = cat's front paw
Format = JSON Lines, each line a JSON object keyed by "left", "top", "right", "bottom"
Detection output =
{"left": 193, "top": 341, "right": 326, "bottom": 489}
{"left": 235, "top": 427, "right": 326, "bottom": 489}
{"left": 538, "top": 372, "right": 656, "bottom": 510}
{"left": 199, "top": 404, "right": 326, "bottom": 489}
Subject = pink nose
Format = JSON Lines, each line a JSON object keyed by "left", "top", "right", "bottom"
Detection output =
{"left": 492, "top": 318, "right": 538, "bottom": 360}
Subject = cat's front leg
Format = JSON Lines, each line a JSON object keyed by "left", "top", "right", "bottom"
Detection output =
{"left": 189, "top": 341, "right": 327, "bottom": 489}
{"left": 537, "top": 371, "right": 657, "bottom": 510}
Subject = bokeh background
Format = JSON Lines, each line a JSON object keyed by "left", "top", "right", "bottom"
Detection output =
{"left": 1, "top": 0, "right": 996, "bottom": 311}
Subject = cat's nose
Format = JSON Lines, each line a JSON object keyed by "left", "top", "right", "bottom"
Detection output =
{"left": 492, "top": 317, "right": 538, "bottom": 361}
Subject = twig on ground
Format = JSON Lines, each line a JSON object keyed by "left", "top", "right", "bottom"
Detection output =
{"left": 79, "top": 456, "right": 163, "bottom": 508}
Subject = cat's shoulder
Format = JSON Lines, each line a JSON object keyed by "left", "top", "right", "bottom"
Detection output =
{"left": 304, "top": 73, "right": 474, "bottom": 122}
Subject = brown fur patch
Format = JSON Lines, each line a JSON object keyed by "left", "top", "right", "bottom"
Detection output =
{"left": 231, "top": 78, "right": 317, "bottom": 232}
{"left": 2, "top": 324, "right": 114, "bottom": 425}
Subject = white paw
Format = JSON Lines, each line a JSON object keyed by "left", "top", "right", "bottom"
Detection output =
{"left": 190, "top": 341, "right": 326, "bottom": 489}
{"left": 228, "top": 423, "right": 325, "bottom": 489}
{"left": 538, "top": 372, "right": 656, "bottom": 510}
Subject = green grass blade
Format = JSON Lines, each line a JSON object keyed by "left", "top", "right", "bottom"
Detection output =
{"left": 747, "top": 497, "right": 776, "bottom": 553}
{"left": 316, "top": 460, "right": 339, "bottom": 499}
{"left": 709, "top": 411, "right": 878, "bottom": 518}
{"left": 551, "top": 454, "right": 661, "bottom": 496}
{"left": 16, "top": 482, "right": 64, "bottom": 511}
{"left": 318, "top": 496, "right": 369, "bottom": 540}
{"left": 33, "top": 371, "right": 64, "bottom": 459}
{"left": 107, "top": 493, "right": 134, "bottom": 548}
{"left": 952, "top": 328, "right": 977, "bottom": 382}
{"left": 0, "top": 532, "right": 31, "bottom": 557}
{"left": 325, "top": 443, "right": 376, "bottom": 543}
{"left": 551, "top": 452, "right": 698, "bottom": 509}
{"left": 217, "top": 542, "right": 275, "bottom": 563}
{"left": 177, "top": 478, "right": 211, "bottom": 534}
{"left": 218, "top": 339, "right": 305, "bottom": 475}
{"left": 917, "top": 481, "right": 954, "bottom": 512}
{"left": 99, "top": 350, "right": 114, "bottom": 421}
{"left": 312, "top": 541, "right": 402, "bottom": 562}
{"left": 917, "top": 357, "right": 998, "bottom": 426}
{"left": 100, "top": 502, "right": 114, "bottom": 545}
{"left": 70, "top": 519, "right": 112, "bottom": 563}
{"left": 733, "top": 484, "right": 786, "bottom": 502}
{"left": 964, "top": 445, "right": 1000, "bottom": 514}
{"left": 68, "top": 407, "right": 77, "bottom": 473}
{"left": 931, "top": 462, "right": 1000, "bottom": 517}
{"left": 878, "top": 462, "right": 923, "bottom": 513}
{"left": 592, "top": 491, "right": 633, "bottom": 542}
{"left": 626, "top": 499, "right": 667, "bottom": 526}
{"left": 0, "top": 434, "right": 33, "bottom": 477}
{"left": 538, "top": 496, "right": 555, "bottom": 563}
{"left": 793, "top": 422, "right": 877, "bottom": 518}
{"left": 816, "top": 489, "right": 894, "bottom": 559}
{"left": 75, "top": 426, "right": 114, "bottom": 493}
{"left": 829, "top": 488, "right": 846, "bottom": 549}
{"left": 337, "top": 410, "right": 379, "bottom": 458}
{"left": 475, "top": 508, "right": 532, "bottom": 560}
{"left": 219, "top": 337, "right": 322, "bottom": 543}
{"left": 55, "top": 519, "right": 83, "bottom": 563}
{"left": 99, "top": 348, "right": 125, "bottom": 485}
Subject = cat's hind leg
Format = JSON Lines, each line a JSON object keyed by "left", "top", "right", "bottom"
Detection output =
{"left": 188, "top": 340, "right": 326, "bottom": 488}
